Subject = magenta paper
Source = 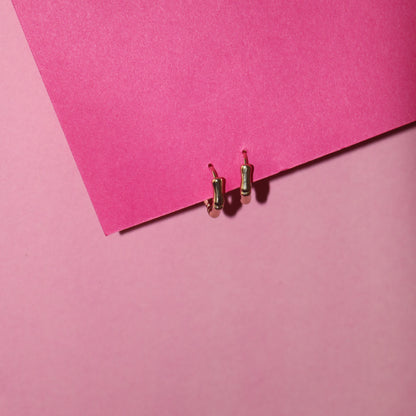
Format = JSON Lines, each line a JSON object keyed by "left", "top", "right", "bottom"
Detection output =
{"left": 11, "top": 1, "right": 416, "bottom": 234}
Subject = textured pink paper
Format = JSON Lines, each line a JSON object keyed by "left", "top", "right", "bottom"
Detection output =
{"left": 11, "top": 0, "right": 416, "bottom": 234}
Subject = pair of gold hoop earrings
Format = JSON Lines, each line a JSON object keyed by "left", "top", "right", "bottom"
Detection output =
{"left": 204, "top": 150, "right": 253, "bottom": 218}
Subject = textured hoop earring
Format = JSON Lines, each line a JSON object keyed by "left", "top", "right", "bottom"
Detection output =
{"left": 240, "top": 150, "right": 253, "bottom": 205}
{"left": 204, "top": 164, "right": 225, "bottom": 218}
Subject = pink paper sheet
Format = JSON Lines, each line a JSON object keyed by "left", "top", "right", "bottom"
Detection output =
{"left": 11, "top": 1, "right": 416, "bottom": 234}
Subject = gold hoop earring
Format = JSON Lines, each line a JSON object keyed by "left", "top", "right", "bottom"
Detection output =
{"left": 204, "top": 164, "right": 225, "bottom": 218}
{"left": 240, "top": 150, "right": 253, "bottom": 205}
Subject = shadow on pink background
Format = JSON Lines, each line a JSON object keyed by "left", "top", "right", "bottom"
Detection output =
{"left": 1, "top": 1, "right": 416, "bottom": 415}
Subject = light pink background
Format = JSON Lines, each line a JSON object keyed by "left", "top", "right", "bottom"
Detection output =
{"left": 1, "top": 1, "right": 416, "bottom": 415}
